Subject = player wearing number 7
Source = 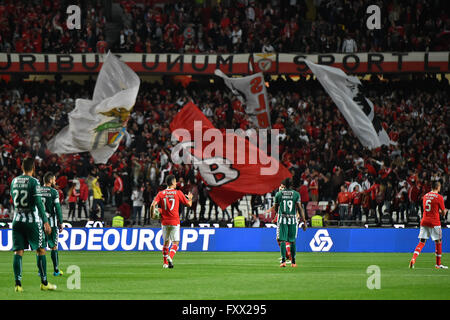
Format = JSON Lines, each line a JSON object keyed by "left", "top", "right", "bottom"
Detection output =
{"left": 409, "top": 181, "right": 448, "bottom": 269}
{"left": 150, "top": 174, "right": 193, "bottom": 269}
{"left": 40, "top": 172, "right": 64, "bottom": 276}
{"left": 274, "top": 178, "right": 307, "bottom": 268}
{"left": 10, "top": 158, "right": 56, "bottom": 292}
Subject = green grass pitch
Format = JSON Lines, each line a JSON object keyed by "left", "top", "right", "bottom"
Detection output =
{"left": 1, "top": 251, "right": 449, "bottom": 300}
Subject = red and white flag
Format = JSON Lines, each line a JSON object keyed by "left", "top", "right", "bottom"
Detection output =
{"left": 170, "top": 102, "right": 291, "bottom": 209}
{"left": 214, "top": 69, "right": 271, "bottom": 129}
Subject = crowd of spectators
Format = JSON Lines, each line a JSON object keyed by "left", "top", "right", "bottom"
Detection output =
{"left": 1, "top": 0, "right": 449, "bottom": 54}
{"left": 0, "top": 72, "right": 448, "bottom": 226}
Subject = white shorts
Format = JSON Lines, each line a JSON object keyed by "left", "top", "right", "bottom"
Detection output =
{"left": 162, "top": 224, "right": 180, "bottom": 242}
{"left": 418, "top": 226, "right": 442, "bottom": 241}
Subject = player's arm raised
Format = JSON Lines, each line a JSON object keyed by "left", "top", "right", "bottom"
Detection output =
{"left": 179, "top": 190, "right": 193, "bottom": 207}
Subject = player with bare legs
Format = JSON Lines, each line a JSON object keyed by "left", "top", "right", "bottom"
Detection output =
{"left": 268, "top": 184, "right": 293, "bottom": 264}
{"left": 151, "top": 175, "right": 192, "bottom": 269}
{"left": 410, "top": 181, "right": 447, "bottom": 269}
{"left": 274, "top": 178, "right": 307, "bottom": 268}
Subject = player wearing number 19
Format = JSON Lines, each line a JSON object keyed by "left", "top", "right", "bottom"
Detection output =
{"left": 150, "top": 174, "right": 193, "bottom": 269}
{"left": 10, "top": 158, "right": 57, "bottom": 292}
{"left": 274, "top": 178, "right": 307, "bottom": 268}
{"left": 40, "top": 172, "right": 64, "bottom": 276}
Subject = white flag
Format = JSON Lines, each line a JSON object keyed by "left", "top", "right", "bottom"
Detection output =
{"left": 47, "top": 52, "right": 140, "bottom": 164}
{"left": 305, "top": 60, "right": 395, "bottom": 149}
{"left": 214, "top": 69, "right": 271, "bottom": 128}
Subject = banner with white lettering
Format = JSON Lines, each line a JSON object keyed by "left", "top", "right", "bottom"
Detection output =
{"left": 1, "top": 228, "right": 449, "bottom": 252}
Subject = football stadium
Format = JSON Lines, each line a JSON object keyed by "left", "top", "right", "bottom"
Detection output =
{"left": 0, "top": 0, "right": 449, "bottom": 306}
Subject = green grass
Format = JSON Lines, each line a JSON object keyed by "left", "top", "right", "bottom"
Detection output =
{"left": 1, "top": 251, "right": 449, "bottom": 300}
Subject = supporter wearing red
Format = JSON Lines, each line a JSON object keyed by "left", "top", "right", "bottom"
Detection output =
{"left": 351, "top": 185, "right": 362, "bottom": 221}
{"left": 410, "top": 181, "right": 447, "bottom": 269}
{"left": 96, "top": 35, "right": 108, "bottom": 53}
{"left": 298, "top": 180, "right": 309, "bottom": 213}
{"left": 56, "top": 174, "right": 68, "bottom": 191}
{"left": 309, "top": 172, "right": 319, "bottom": 202}
{"left": 408, "top": 179, "right": 421, "bottom": 216}
{"left": 337, "top": 185, "right": 351, "bottom": 222}
{"left": 364, "top": 179, "right": 380, "bottom": 220}
{"left": 113, "top": 172, "right": 124, "bottom": 208}
{"left": 77, "top": 178, "right": 89, "bottom": 220}
{"left": 67, "top": 183, "right": 79, "bottom": 221}
{"left": 378, "top": 164, "right": 392, "bottom": 180}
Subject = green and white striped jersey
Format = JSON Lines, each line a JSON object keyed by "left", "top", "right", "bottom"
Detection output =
{"left": 39, "top": 186, "right": 63, "bottom": 228}
{"left": 274, "top": 189, "right": 301, "bottom": 225}
{"left": 10, "top": 175, "right": 48, "bottom": 224}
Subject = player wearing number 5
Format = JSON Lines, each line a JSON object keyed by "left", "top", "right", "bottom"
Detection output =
{"left": 410, "top": 181, "right": 448, "bottom": 269}
{"left": 274, "top": 178, "right": 307, "bottom": 268}
{"left": 10, "top": 158, "right": 56, "bottom": 292}
{"left": 150, "top": 175, "right": 192, "bottom": 269}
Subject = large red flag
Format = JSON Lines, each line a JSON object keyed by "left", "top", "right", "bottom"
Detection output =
{"left": 170, "top": 102, "right": 292, "bottom": 209}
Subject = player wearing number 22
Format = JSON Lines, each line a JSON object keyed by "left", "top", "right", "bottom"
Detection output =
{"left": 10, "top": 158, "right": 57, "bottom": 292}
{"left": 410, "top": 181, "right": 448, "bottom": 269}
{"left": 274, "top": 178, "right": 307, "bottom": 268}
{"left": 151, "top": 174, "right": 193, "bottom": 269}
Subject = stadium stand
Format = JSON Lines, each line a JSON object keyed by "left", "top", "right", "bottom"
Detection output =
{"left": 0, "top": 0, "right": 448, "bottom": 227}
{"left": 0, "top": 73, "right": 448, "bottom": 226}
{"left": 0, "top": 0, "right": 449, "bottom": 54}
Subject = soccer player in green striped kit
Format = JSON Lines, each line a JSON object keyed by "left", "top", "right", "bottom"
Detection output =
{"left": 40, "top": 172, "right": 64, "bottom": 276}
{"left": 10, "top": 158, "right": 56, "bottom": 292}
{"left": 274, "top": 178, "right": 307, "bottom": 268}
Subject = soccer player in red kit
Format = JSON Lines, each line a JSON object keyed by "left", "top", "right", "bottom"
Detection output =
{"left": 409, "top": 181, "right": 448, "bottom": 269}
{"left": 151, "top": 175, "right": 192, "bottom": 269}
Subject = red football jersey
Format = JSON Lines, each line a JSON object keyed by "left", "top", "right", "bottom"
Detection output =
{"left": 337, "top": 191, "right": 351, "bottom": 204}
{"left": 421, "top": 192, "right": 445, "bottom": 227}
{"left": 154, "top": 188, "right": 189, "bottom": 226}
{"left": 351, "top": 191, "right": 361, "bottom": 205}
